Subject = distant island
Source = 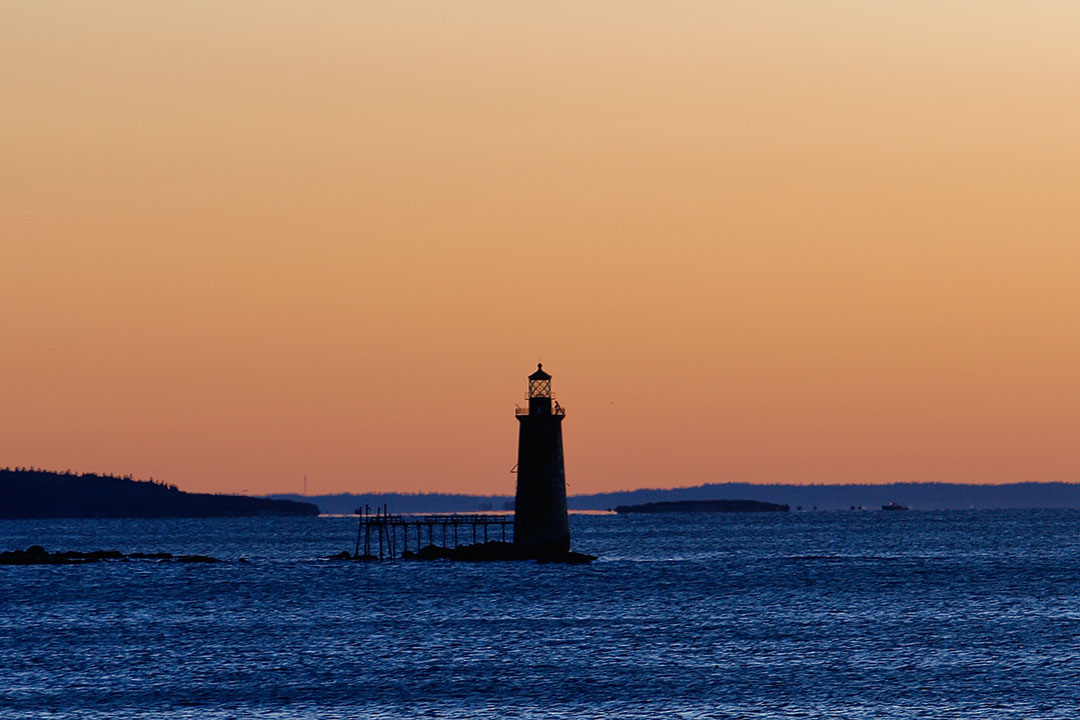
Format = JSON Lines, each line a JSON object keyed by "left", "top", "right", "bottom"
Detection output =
{"left": 1, "top": 469, "right": 319, "bottom": 519}
{"left": 266, "top": 491, "right": 515, "bottom": 515}
{"left": 272, "top": 481, "right": 1080, "bottom": 514}
{"left": 614, "top": 499, "right": 789, "bottom": 514}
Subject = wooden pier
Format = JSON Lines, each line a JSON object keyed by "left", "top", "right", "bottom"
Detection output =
{"left": 354, "top": 506, "right": 514, "bottom": 560}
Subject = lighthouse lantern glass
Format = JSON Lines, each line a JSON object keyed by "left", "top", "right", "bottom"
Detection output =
{"left": 529, "top": 378, "right": 551, "bottom": 398}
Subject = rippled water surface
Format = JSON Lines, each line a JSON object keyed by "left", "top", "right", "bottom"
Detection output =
{"left": 2, "top": 511, "right": 1080, "bottom": 719}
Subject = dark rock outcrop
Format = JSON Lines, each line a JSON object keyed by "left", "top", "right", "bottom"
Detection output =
{"left": 399, "top": 541, "right": 595, "bottom": 564}
{"left": 0, "top": 546, "right": 221, "bottom": 565}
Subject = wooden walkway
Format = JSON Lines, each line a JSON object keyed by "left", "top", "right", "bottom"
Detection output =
{"left": 354, "top": 506, "right": 514, "bottom": 560}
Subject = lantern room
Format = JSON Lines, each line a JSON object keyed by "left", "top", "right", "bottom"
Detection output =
{"left": 529, "top": 364, "right": 551, "bottom": 397}
{"left": 525, "top": 363, "right": 560, "bottom": 416}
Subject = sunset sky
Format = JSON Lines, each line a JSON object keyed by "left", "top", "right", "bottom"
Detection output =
{"left": 3, "top": 2, "right": 1080, "bottom": 495}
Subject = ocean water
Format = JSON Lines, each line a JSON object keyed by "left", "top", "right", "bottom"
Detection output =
{"left": 2, "top": 511, "right": 1079, "bottom": 719}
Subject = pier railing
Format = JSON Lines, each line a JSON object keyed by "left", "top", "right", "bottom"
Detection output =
{"left": 353, "top": 510, "right": 514, "bottom": 560}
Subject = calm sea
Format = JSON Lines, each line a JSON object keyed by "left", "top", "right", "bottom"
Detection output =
{"left": 2, "top": 511, "right": 1079, "bottom": 719}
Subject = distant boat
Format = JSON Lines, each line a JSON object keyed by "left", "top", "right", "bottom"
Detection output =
{"left": 882, "top": 502, "right": 908, "bottom": 511}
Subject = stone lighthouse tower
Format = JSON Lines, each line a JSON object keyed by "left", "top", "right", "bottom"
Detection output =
{"left": 513, "top": 363, "right": 570, "bottom": 558}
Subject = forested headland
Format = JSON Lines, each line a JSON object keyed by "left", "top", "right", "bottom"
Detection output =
{"left": 1, "top": 468, "right": 319, "bottom": 519}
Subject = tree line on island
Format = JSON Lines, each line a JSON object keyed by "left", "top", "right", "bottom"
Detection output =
{"left": 6, "top": 468, "right": 1080, "bottom": 519}
{"left": 0, "top": 468, "right": 318, "bottom": 519}
{"left": 271, "top": 481, "right": 1080, "bottom": 514}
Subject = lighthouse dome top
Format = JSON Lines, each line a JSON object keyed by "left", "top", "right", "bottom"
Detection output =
{"left": 528, "top": 363, "right": 552, "bottom": 381}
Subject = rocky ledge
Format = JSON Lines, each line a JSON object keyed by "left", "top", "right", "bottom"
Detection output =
{"left": 0, "top": 545, "right": 220, "bottom": 565}
{"left": 324, "top": 541, "right": 596, "bottom": 564}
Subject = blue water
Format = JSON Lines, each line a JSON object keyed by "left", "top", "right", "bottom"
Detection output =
{"left": 2, "top": 511, "right": 1079, "bottom": 719}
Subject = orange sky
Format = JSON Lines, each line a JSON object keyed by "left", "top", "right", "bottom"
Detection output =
{"left": 3, "top": 2, "right": 1080, "bottom": 495}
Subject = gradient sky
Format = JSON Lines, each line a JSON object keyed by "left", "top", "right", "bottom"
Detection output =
{"left": 3, "top": 2, "right": 1079, "bottom": 495}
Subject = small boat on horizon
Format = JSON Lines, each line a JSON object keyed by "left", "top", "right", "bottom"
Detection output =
{"left": 882, "top": 502, "right": 908, "bottom": 511}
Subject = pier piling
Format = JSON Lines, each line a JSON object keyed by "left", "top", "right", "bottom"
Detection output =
{"left": 352, "top": 512, "right": 514, "bottom": 560}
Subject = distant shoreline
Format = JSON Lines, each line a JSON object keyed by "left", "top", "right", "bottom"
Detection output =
{"left": 1, "top": 469, "right": 319, "bottom": 519}
{"left": 5, "top": 469, "right": 1079, "bottom": 518}
{"left": 270, "top": 481, "right": 1080, "bottom": 514}
{"left": 614, "top": 499, "right": 790, "bottom": 514}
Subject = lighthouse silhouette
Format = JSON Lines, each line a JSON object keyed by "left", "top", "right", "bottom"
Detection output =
{"left": 513, "top": 363, "right": 571, "bottom": 558}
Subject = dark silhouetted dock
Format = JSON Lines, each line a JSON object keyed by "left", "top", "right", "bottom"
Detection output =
{"left": 354, "top": 505, "right": 513, "bottom": 560}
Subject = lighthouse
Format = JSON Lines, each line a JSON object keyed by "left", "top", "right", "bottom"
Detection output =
{"left": 513, "top": 363, "right": 571, "bottom": 558}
